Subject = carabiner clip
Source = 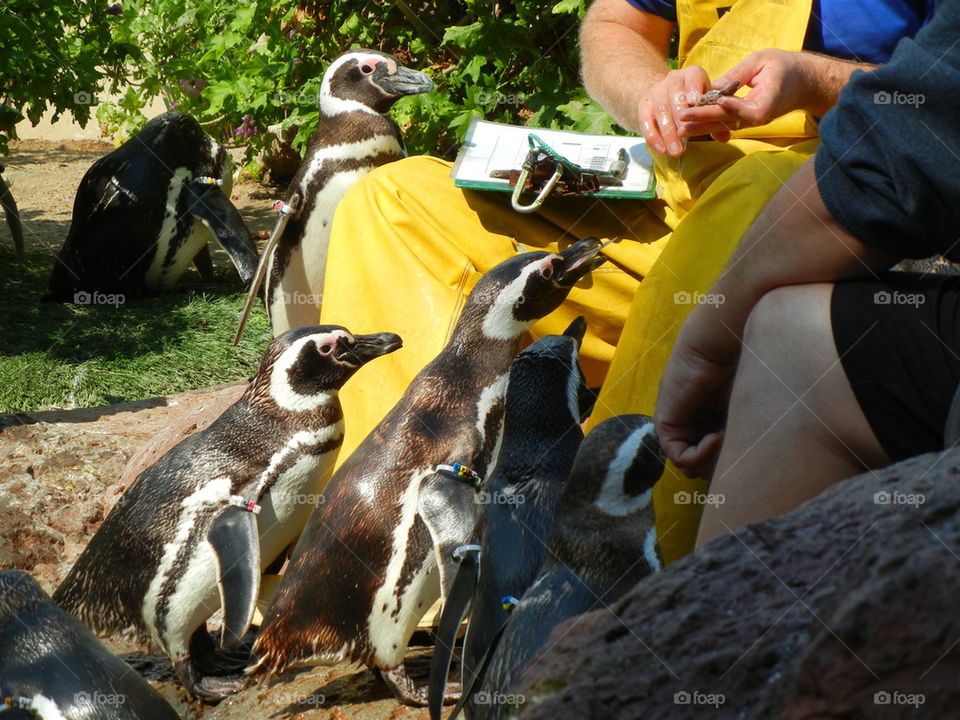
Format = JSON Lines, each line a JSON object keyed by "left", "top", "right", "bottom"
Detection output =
{"left": 511, "top": 164, "right": 562, "bottom": 214}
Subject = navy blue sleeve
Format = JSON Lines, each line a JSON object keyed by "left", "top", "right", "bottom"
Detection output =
{"left": 623, "top": 0, "right": 677, "bottom": 22}
{"left": 815, "top": 0, "right": 960, "bottom": 260}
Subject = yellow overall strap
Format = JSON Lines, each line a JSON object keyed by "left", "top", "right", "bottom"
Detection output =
{"left": 677, "top": 0, "right": 818, "bottom": 139}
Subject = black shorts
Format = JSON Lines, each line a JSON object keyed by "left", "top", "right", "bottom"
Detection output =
{"left": 831, "top": 272, "right": 960, "bottom": 462}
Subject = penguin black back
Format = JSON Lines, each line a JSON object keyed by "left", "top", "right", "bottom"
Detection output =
{"left": 46, "top": 112, "right": 258, "bottom": 301}
{"left": 0, "top": 570, "right": 180, "bottom": 719}
{"left": 471, "top": 415, "right": 665, "bottom": 719}
{"left": 252, "top": 239, "right": 608, "bottom": 706}
{"left": 428, "top": 319, "right": 590, "bottom": 720}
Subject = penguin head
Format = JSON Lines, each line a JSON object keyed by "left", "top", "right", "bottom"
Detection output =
{"left": 319, "top": 49, "right": 433, "bottom": 116}
{"left": 566, "top": 415, "right": 665, "bottom": 515}
{"left": 254, "top": 325, "right": 402, "bottom": 412}
{"left": 466, "top": 238, "right": 607, "bottom": 342}
{"left": 505, "top": 318, "right": 589, "bottom": 431}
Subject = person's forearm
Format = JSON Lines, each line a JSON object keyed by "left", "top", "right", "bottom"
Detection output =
{"left": 682, "top": 158, "right": 898, "bottom": 362}
{"left": 579, "top": 0, "right": 673, "bottom": 132}
{"left": 795, "top": 52, "right": 875, "bottom": 116}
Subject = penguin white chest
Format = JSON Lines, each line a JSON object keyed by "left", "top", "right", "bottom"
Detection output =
{"left": 144, "top": 168, "right": 209, "bottom": 290}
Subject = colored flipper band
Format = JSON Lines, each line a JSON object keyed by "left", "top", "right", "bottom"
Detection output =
{"left": 2, "top": 696, "right": 35, "bottom": 712}
{"left": 229, "top": 495, "right": 261, "bottom": 514}
{"left": 500, "top": 595, "right": 520, "bottom": 611}
{"left": 435, "top": 462, "right": 482, "bottom": 489}
{"left": 272, "top": 200, "right": 296, "bottom": 214}
{"left": 194, "top": 176, "right": 223, "bottom": 186}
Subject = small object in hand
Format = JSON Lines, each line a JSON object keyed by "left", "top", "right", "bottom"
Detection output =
{"left": 696, "top": 80, "right": 741, "bottom": 106}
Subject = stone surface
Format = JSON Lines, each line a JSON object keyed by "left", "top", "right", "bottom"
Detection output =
{"left": 518, "top": 450, "right": 960, "bottom": 719}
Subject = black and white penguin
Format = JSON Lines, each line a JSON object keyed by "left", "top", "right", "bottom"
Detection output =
{"left": 251, "top": 238, "right": 608, "bottom": 706}
{"left": 0, "top": 569, "right": 180, "bottom": 720}
{"left": 427, "top": 318, "right": 591, "bottom": 720}
{"left": 263, "top": 49, "right": 433, "bottom": 334}
{"left": 471, "top": 415, "right": 665, "bottom": 720}
{"left": 45, "top": 112, "right": 258, "bottom": 301}
{"left": 54, "top": 324, "right": 401, "bottom": 701}
{"left": 0, "top": 163, "right": 24, "bottom": 259}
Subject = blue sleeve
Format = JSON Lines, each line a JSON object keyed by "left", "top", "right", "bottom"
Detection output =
{"left": 623, "top": 0, "right": 677, "bottom": 22}
{"left": 815, "top": 0, "right": 960, "bottom": 259}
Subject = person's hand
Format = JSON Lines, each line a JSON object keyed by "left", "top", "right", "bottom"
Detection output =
{"left": 676, "top": 49, "right": 823, "bottom": 142}
{"left": 655, "top": 306, "right": 740, "bottom": 478}
{"left": 638, "top": 65, "right": 713, "bottom": 157}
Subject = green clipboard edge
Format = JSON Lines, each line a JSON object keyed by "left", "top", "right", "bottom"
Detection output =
{"left": 451, "top": 115, "right": 657, "bottom": 200}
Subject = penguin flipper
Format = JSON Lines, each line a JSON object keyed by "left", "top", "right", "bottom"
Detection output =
{"left": 427, "top": 547, "right": 480, "bottom": 720}
{"left": 207, "top": 506, "right": 261, "bottom": 649}
{"left": 418, "top": 472, "right": 480, "bottom": 601}
{"left": 186, "top": 186, "right": 259, "bottom": 284}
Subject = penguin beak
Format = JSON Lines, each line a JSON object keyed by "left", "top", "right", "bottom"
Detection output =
{"left": 336, "top": 332, "right": 403, "bottom": 365}
{"left": 554, "top": 237, "right": 607, "bottom": 286}
{"left": 186, "top": 185, "right": 259, "bottom": 283}
{"left": 376, "top": 66, "right": 434, "bottom": 97}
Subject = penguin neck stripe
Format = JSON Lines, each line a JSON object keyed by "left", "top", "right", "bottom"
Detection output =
{"left": 595, "top": 423, "right": 656, "bottom": 516}
{"left": 320, "top": 53, "right": 385, "bottom": 117}
{"left": 480, "top": 260, "right": 546, "bottom": 340}
{"left": 267, "top": 334, "right": 343, "bottom": 412}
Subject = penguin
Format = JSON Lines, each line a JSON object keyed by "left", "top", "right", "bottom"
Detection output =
{"left": 428, "top": 317, "right": 593, "bottom": 720}
{"left": 0, "top": 163, "right": 24, "bottom": 259}
{"left": 263, "top": 49, "right": 433, "bottom": 335}
{"left": 54, "top": 324, "right": 402, "bottom": 701}
{"left": 469, "top": 415, "right": 666, "bottom": 720}
{"left": 250, "top": 238, "right": 608, "bottom": 706}
{"left": 44, "top": 112, "right": 258, "bottom": 301}
{"left": 0, "top": 569, "right": 180, "bottom": 720}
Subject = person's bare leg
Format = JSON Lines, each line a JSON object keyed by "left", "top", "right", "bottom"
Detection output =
{"left": 696, "top": 283, "right": 890, "bottom": 547}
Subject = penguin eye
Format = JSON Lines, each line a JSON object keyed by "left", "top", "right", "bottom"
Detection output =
{"left": 540, "top": 264, "right": 554, "bottom": 280}
{"left": 318, "top": 344, "right": 334, "bottom": 356}
{"left": 517, "top": 293, "right": 526, "bottom": 306}
{"left": 359, "top": 61, "right": 377, "bottom": 75}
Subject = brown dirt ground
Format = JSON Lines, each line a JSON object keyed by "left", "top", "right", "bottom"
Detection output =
{"left": 0, "top": 141, "right": 437, "bottom": 720}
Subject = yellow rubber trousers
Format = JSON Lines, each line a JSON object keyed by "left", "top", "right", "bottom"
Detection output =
{"left": 319, "top": 0, "right": 820, "bottom": 563}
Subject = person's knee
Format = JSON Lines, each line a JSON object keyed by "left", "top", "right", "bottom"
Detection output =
{"left": 743, "top": 284, "right": 832, "bottom": 350}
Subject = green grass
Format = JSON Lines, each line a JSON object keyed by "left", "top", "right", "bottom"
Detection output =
{"left": 0, "top": 244, "right": 273, "bottom": 412}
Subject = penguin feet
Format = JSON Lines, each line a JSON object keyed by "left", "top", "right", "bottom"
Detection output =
{"left": 174, "top": 655, "right": 245, "bottom": 703}
{"left": 381, "top": 665, "right": 461, "bottom": 707}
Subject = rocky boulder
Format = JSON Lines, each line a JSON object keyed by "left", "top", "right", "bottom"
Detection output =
{"left": 519, "top": 449, "right": 960, "bottom": 719}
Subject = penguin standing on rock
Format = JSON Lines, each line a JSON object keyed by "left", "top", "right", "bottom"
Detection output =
{"left": 251, "top": 238, "right": 608, "bottom": 706}
{"left": 45, "top": 112, "right": 258, "bottom": 301}
{"left": 54, "top": 325, "right": 402, "bottom": 701}
{"left": 428, "top": 318, "right": 592, "bottom": 720}
{"left": 0, "top": 570, "right": 180, "bottom": 720}
{"left": 472, "top": 415, "right": 666, "bottom": 720}
{"left": 263, "top": 50, "right": 433, "bottom": 335}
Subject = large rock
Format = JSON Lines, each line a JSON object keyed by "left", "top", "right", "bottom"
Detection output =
{"left": 519, "top": 450, "right": 960, "bottom": 719}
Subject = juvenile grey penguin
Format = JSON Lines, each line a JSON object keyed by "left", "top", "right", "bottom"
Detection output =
{"left": 251, "top": 238, "right": 608, "bottom": 706}
{"left": 0, "top": 163, "right": 24, "bottom": 259}
{"left": 264, "top": 50, "right": 433, "bottom": 334}
{"left": 0, "top": 570, "right": 180, "bottom": 720}
{"left": 428, "top": 318, "right": 592, "bottom": 720}
{"left": 45, "top": 112, "right": 258, "bottom": 301}
{"left": 470, "top": 415, "right": 665, "bottom": 720}
{"left": 54, "top": 324, "right": 401, "bottom": 701}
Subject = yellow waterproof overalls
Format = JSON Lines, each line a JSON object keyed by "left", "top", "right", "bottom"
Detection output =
{"left": 319, "top": 0, "right": 819, "bottom": 563}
